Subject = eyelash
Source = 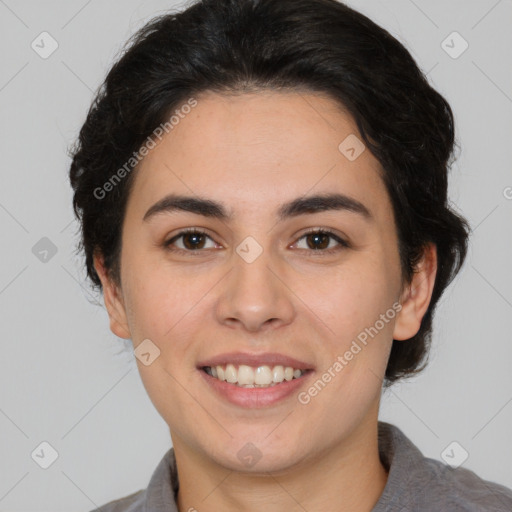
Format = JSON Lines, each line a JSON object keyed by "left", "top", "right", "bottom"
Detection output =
{"left": 163, "top": 227, "right": 350, "bottom": 256}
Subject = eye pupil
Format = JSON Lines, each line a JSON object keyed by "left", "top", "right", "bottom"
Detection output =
{"left": 184, "top": 232, "right": 205, "bottom": 250}
{"left": 307, "top": 232, "right": 329, "bottom": 250}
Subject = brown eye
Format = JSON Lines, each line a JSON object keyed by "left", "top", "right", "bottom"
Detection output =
{"left": 294, "top": 229, "right": 349, "bottom": 254}
{"left": 164, "top": 229, "right": 217, "bottom": 252}
{"left": 181, "top": 232, "right": 207, "bottom": 250}
{"left": 305, "top": 232, "right": 330, "bottom": 250}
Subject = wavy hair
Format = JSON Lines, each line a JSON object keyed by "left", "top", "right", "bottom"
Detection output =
{"left": 68, "top": 0, "right": 470, "bottom": 385}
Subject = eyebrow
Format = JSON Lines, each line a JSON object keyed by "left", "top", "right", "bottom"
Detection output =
{"left": 143, "top": 192, "right": 373, "bottom": 223}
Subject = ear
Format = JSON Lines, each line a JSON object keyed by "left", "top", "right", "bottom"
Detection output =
{"left": 93, "top": 251, "right": 131, "bottom": 339}
{"left": 393, "top": 243, "right": 437, "bottom": 341}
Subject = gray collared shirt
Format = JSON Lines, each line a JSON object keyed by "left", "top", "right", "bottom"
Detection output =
{"left": 91, "top": 421, "right": 512, "bottom": 511}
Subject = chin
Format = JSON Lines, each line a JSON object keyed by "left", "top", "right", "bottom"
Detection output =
{"left": 207, "top": 439, "right": 308, "bottom": 475}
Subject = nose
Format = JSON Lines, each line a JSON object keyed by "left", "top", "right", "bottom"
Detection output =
{"left": 214, "top": 248, "right": 296, "bottom": 333}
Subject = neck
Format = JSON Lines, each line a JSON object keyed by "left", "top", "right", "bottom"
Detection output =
{"left": 173, "top": 415, "right": 388, "bottom": 512}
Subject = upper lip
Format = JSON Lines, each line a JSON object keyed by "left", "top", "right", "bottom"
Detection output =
{"left": 197, "top": 352, "right": 314, "bottom": 371}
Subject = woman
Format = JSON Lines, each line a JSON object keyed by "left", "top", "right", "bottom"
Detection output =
{"left": 68, "top": 0, "right": 512, "bottom": 510}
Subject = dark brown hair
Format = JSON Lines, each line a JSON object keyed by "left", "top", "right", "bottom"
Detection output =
{"left": 68, "top": 0, "right": 470, "bottom": 386}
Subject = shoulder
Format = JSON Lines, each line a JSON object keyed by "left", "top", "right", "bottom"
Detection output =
{"left": 416, "top": 457, "right": 512, "bottom": 511}
{"left": 87, "top": 447, "right": 178, "bottom": 512}
{"left": 376, "top": 422, "right": 512, "bottom": 512}
{"left": 89, "top": 489, "right": 145, "bottom": 512}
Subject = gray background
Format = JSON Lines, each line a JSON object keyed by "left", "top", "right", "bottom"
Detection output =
{"left": 0, "top": 0, "right": 511, "bottom": 509}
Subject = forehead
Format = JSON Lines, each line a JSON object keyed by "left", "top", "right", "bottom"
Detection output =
{"left": 126, "top": 90, "right": 391, "bottom": 222}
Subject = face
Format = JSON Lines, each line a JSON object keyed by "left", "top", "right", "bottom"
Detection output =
{"left": 95, "top": 90, "right": 435, "bottom": 473}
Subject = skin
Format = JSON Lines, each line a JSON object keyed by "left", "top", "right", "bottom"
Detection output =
{"left": 94, "top": 90, "right": 437, "bottom": 512}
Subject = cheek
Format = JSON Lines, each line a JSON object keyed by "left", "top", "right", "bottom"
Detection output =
{"left": 298, "top": 264, "right": 397, "bottom": 415}
{"left": 301, "top": 257, "right": 398, "bottom": 345}
{"left": 122, "top": 252, "right": 209, "bottom": 341}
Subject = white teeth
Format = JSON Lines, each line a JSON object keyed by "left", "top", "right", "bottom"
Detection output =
{"left": 254, "top": 366, "right": 273, "bottom": 385}
{"left": 204, "top": 364, "right": 305, "bottom": 387}
{"left": 225, "top": 364, "right": 237, "bottom": 383}
{"left": 272, "top": 365, "right": 285, "bottom": 383}
{"left": 237, "top": 365, "right": 255, "bottom": 385}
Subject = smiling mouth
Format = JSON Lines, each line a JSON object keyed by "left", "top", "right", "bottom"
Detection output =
{"left": 201, "top": 364, "right": 311, "bottom": 388}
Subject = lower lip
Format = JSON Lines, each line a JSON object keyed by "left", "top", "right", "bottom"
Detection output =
{"left": 199, "top": 369, "right": 313, "bottom": 408}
